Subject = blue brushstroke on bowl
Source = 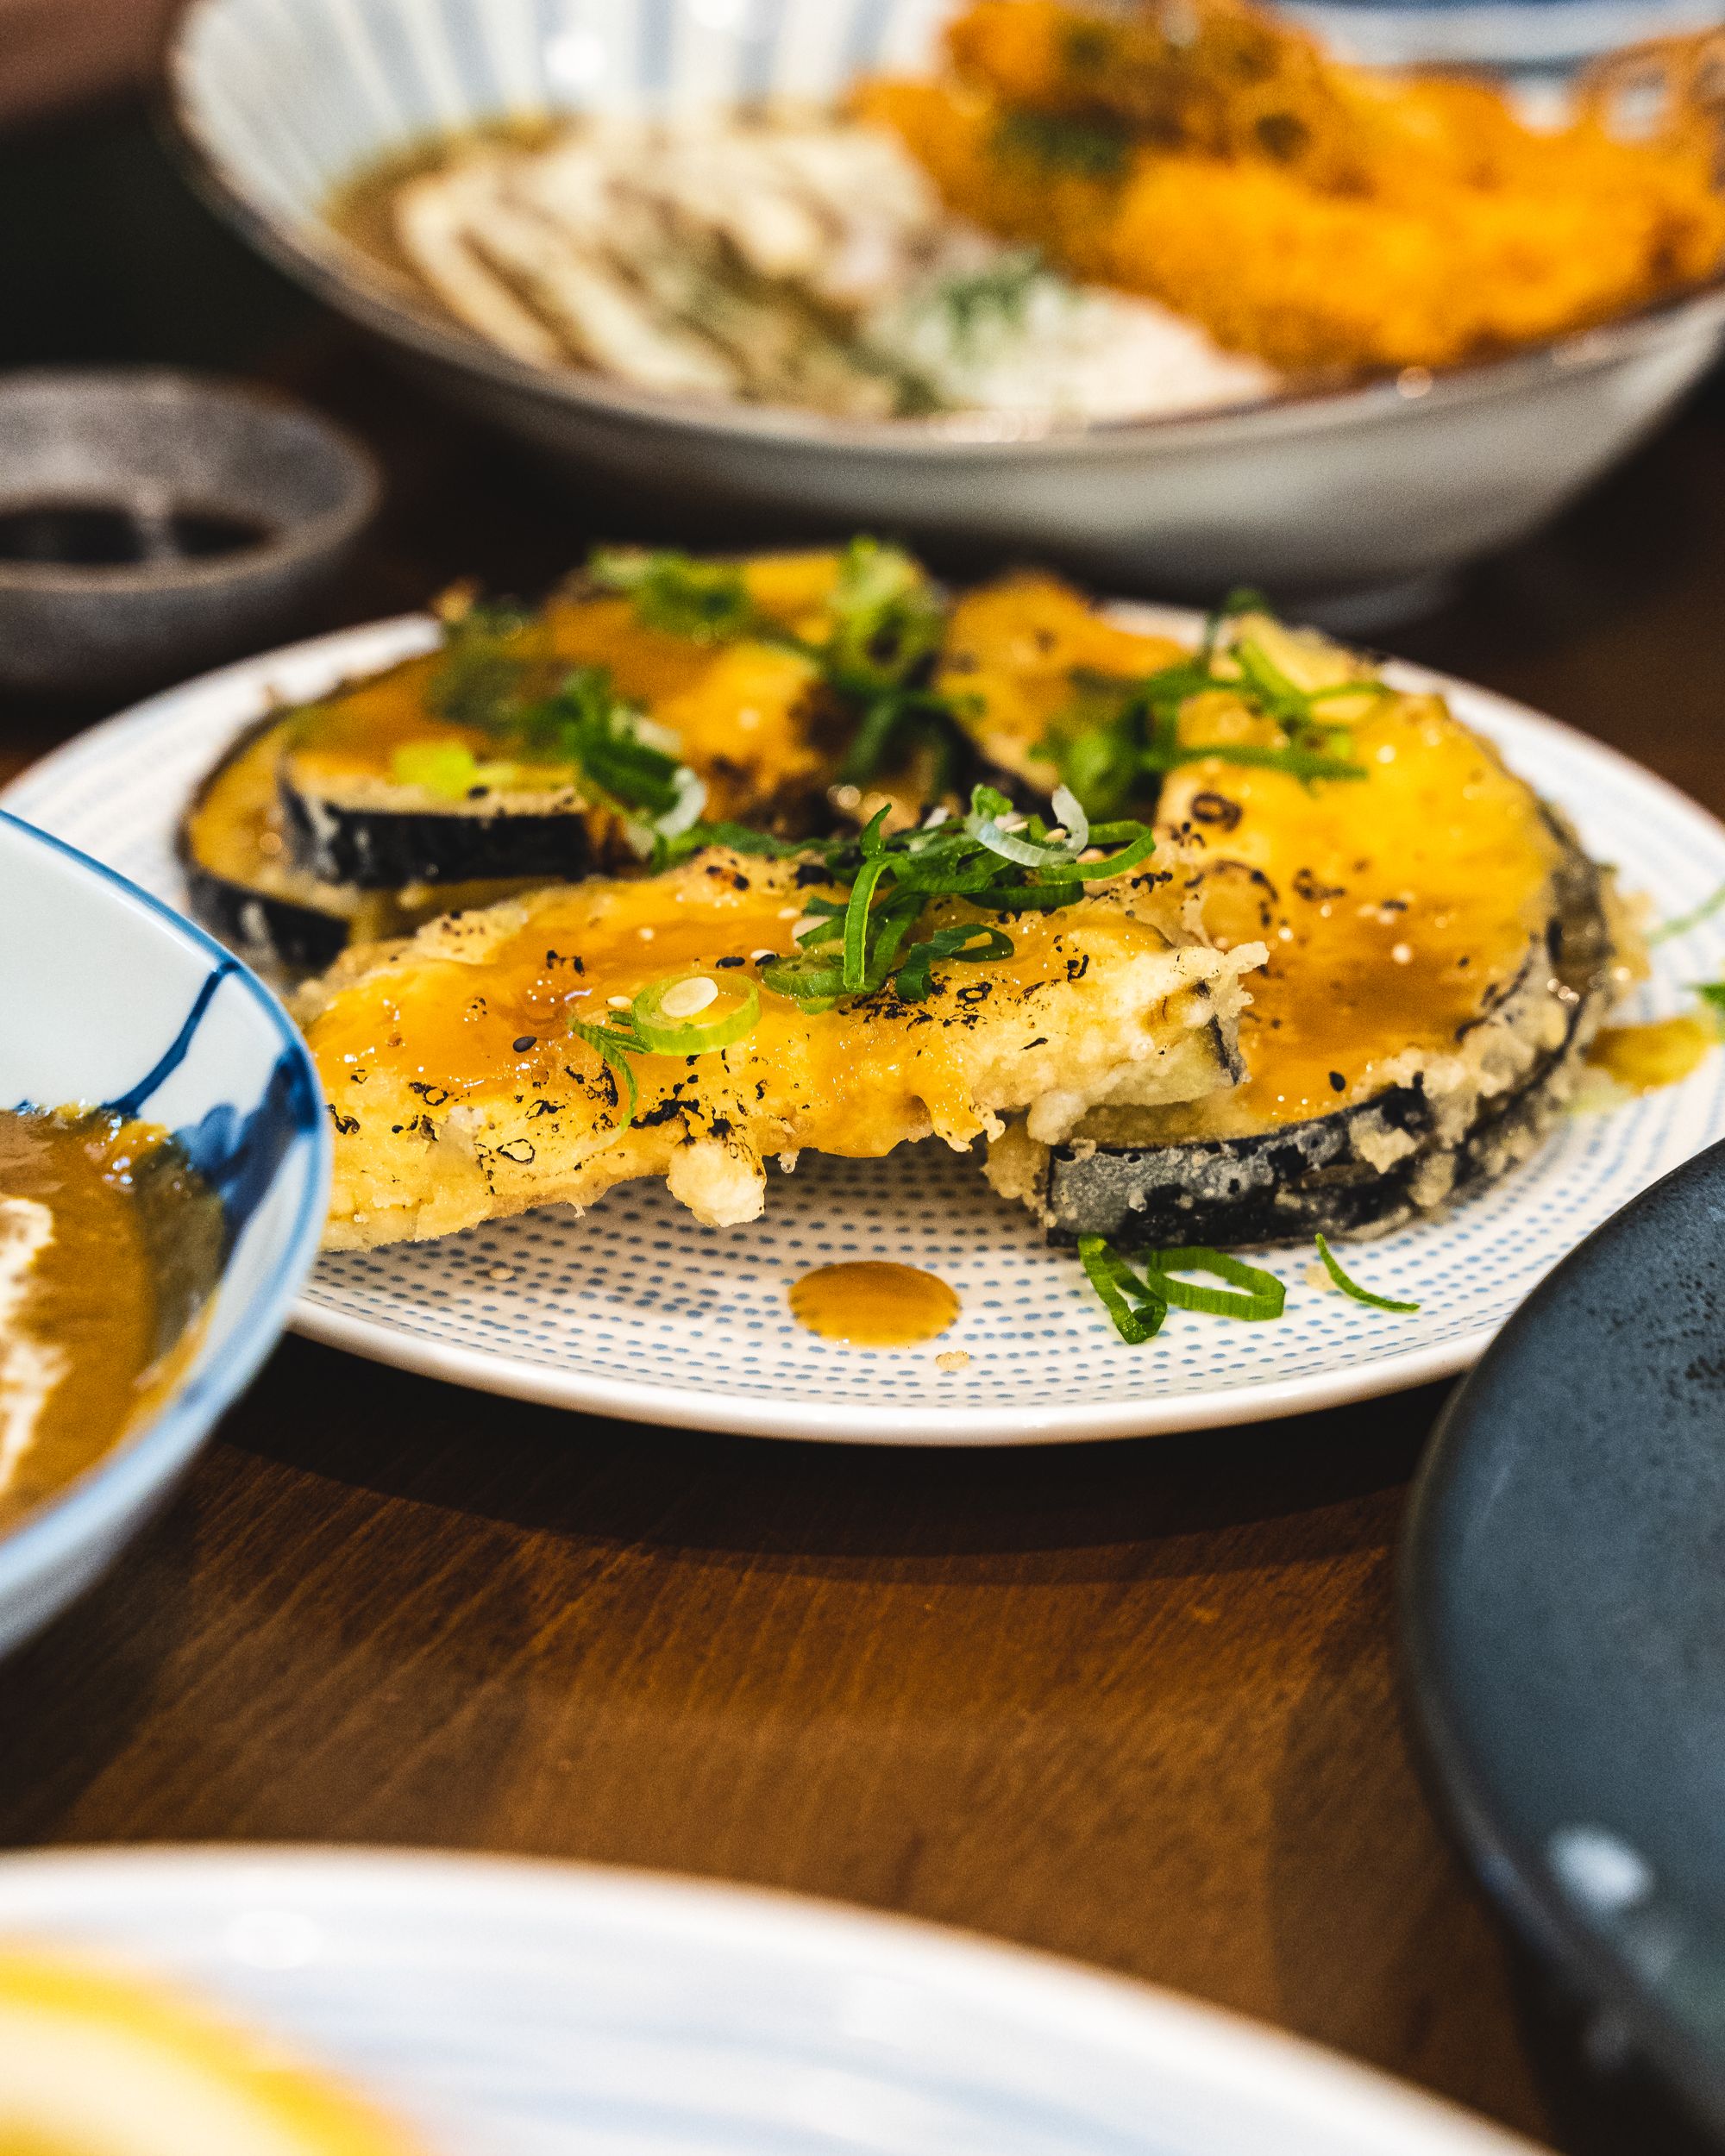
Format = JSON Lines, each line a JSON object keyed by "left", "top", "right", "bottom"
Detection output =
{"left": 16, "top": 955, "right": 323, "bottom": 1255}
{"left": 96, "top": 955, "right": 322, "bottom": 1250}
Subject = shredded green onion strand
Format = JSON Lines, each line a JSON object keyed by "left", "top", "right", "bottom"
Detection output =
{"left": 630, "top": 975, "right": 761, "bottom": 1056}
{"left": 1693, "top": 981, "right": 1725, "bottom": 1037}
{"left": 1077, "top": 1238, "right": 1166, "bottom": 1344}
{"left": 1652, "top": 883, "right": 1725, "bottom": 944}
{"left": 1139, "top": 1247, "right": 1286, "bottom": 1320}
{"left": 1077, "top": 1237, "right": 1286, "bottom": 1341}
{"left": 1314, "top": 1233, "right": 1421, "bottom": 1313}
{"left": 569, "top": 1018, "right": 640, "bottom": 1130}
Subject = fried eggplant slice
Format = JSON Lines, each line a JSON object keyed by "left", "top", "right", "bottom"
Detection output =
{"left": 935, "top": 572, "right": 1187, "bottom": 794}
{"left": 179, "top": 714, "right": 544, "bottom": 979}
{"left": 295, "top": 844, "right": 1264, "bottom": 1249}
{"left": 988, "top": 631, "right": 1636, "bottom": 1245}
{"left": 277, "top": 554, "right": 852, "bottom": 888}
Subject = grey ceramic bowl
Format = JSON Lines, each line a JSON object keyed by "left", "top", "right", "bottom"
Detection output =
{"left": 163, "top": 0, "right": 1725, "bottom": 605}
{"left": 0, "top": 369, "right": 380, "bottom": 701}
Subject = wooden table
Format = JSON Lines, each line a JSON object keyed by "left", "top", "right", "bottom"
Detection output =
{"left": 3, "top": 119, "right": 1724, "bottom": 2153}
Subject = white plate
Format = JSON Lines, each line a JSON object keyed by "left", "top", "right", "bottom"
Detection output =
{"left": 0, "top": 1845, "right": 1545, "bottom": 2155}
{"left": 9, "top": 612, "right": 1725, "bottom": 1445}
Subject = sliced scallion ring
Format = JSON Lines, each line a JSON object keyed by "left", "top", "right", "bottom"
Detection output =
{"left": 1051, "top": 783, "right": 1089, "bottom": 854}
{"left": 630, "top": 973, "right": 760, "bottom": 1055}
{"left": 654, "top": 765, "right": 708, "bottom": 839}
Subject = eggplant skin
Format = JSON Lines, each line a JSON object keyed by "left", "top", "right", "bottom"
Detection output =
{"left": 998, "top": 812, "right": 1629, "bottom": 1250}
{"left": 176, "top": 711, "right": 357, "bottom": 976}
{"left": 279, "top": 770, "right": 603, "bottom": 889}
{"left": 180, "top": 848, "right": 352, "bottom": 975}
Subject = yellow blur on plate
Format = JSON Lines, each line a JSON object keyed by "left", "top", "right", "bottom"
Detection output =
{"left": 0, "top": 1949, "right": 419, "bottom": 2156}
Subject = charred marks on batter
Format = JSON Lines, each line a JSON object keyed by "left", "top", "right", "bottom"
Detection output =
{"left": 1189, "top": 791, "right": 1243, "bottom": 832}
{"left": 328, "top": 1106, "right": 360, "bottom": 1137}
{"left": 1293, "top": 867, "right": 1346, "bottom": 903}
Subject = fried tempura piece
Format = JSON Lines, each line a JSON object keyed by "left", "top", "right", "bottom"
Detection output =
{"left": 858, "top": 0, "right": 1725, "bottom": 374}
{"left": 297, "top": 845, "right": 1264, "bottom": 1247}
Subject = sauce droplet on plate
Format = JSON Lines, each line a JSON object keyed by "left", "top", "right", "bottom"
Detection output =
{"left": 1586, "top": 1013, "right": 1716, "bottom": 1094}
{"left": 788, "top": 1262, "right": 960, "bottom": 1347}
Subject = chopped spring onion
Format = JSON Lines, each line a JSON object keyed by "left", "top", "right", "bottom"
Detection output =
{"left": 569, "top": 1017, "right": 641, "bottom": 1129}
{"left": 1695, "top": 982, "right": 1725, "bottom": 1037}
{"left": 1652, "top": 883, "right": 1725, "bottom": 944}
{"left": 630, "top": 974, "right": 761, "bottom": 1056}
{"left": 1077, "top": 1238, "right": 1166, "bottom": 1345}
{"left": 1138, "top": 1247, "right": 1286, "bottom": 1320}
{"left": 392, "top": 743, "right": 484, "bottom": 798}
{"left": 569, "top": 975, "right": 761, "bottom": 1133}
{"left": 1314, "top": 1233, "right": 1421, "bottom": 1313}
{"left": 1077, "top": 1238, "right": 1284, "bottom": 1341}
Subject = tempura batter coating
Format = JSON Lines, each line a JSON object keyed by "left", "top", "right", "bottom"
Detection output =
{"left": 297, "top": 845, "right": 1264, "bottom": 1247}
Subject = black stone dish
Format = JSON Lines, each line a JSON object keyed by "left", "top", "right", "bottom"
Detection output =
{"left": 0, "top": 367, "right": 380, "bottom": 700}
{"left": 1402, "top": 1134, "right": 1725, "bottom": 2140}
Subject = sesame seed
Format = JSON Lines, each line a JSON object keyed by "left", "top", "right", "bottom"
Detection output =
{"left": 608, "top": 995, "right": 631, "bottom": 1010}
{"left": 658, "top": 975, "right": 718, "bottom": 1019}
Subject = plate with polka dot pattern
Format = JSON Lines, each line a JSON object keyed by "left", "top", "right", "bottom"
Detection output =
{"left": 11, "top": 608, "right": 1725, "bottom": 1445}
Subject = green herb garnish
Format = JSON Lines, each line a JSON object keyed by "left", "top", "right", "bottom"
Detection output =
{"left": 1076, "top": 1238, "right": 1286, "bottom": 1342}
{"left": 587, "top": 548, "right": 756, "bottom": 642}
{"left": 425, "top": 607, "right": 707, "bottom": 856}
{"left": 760, "top": 783, "right": 1155, "bottom": 1008}
{"left": 569, "top": 975, "right": 762, "bottom": 1132}
{"left": 929, "top": 248, "right": 1046, "bottom": 345}
{"left": 1651, "top": 882, "right": 1725, "bottom": 945}
{"left": 589, "top": 537, "right": 972, "bottom": 797}
{"left": 1042, "top": 611, "right": 1379, "bottom": 818}
{"left": 1696, "top": 981, "right": 1725, "bottom": 1037}
{"left": 568, "top": 1014, "right": 643, "bottom": 1130}
{"left": 1314, "top": 1232, "right": 1421, "bottom": 1313}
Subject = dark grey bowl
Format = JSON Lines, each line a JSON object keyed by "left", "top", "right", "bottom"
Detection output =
{"left": 0, "top": 368, "right": 380, "bottom": 701}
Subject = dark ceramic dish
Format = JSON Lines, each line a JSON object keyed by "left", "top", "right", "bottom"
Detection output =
{"left": 0, "top": 368, "right": 380, "bottom": 701}
{"left": 1402, "top": 1134, "right": 1725, "bottom": 2138}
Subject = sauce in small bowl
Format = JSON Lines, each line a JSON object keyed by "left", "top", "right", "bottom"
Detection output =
{"left": 0, "top": 1109, "right": 224, "bottom": 1530}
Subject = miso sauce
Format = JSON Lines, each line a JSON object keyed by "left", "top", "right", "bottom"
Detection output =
{"left": 0, "top": 1110, "right": 222, "bottom": 1526}
{"left": 1585, "top": 1013, "right": 1717, "bottom": 1095}
{"left": 788, "top": 1262, "right": 960, "bottom": 1347}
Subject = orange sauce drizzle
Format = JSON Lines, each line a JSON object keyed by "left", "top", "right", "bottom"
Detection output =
{"left": 788, "top": 1262, "right": 961, "bottom": 1347}
{"left": 1586, "top": 1013, "right": 1717, "bottom": 1094}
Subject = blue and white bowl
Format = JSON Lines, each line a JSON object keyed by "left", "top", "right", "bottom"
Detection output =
{"left": 0, "top": 810, "right": 327, "bottom": 1658}
{"left": 166, "top": 0, "right": 1725, "bottom": 602}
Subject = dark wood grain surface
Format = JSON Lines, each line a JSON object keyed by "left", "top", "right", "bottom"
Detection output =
{"left": 4, "top": 110, "right": 1725, "bottom": 2156}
